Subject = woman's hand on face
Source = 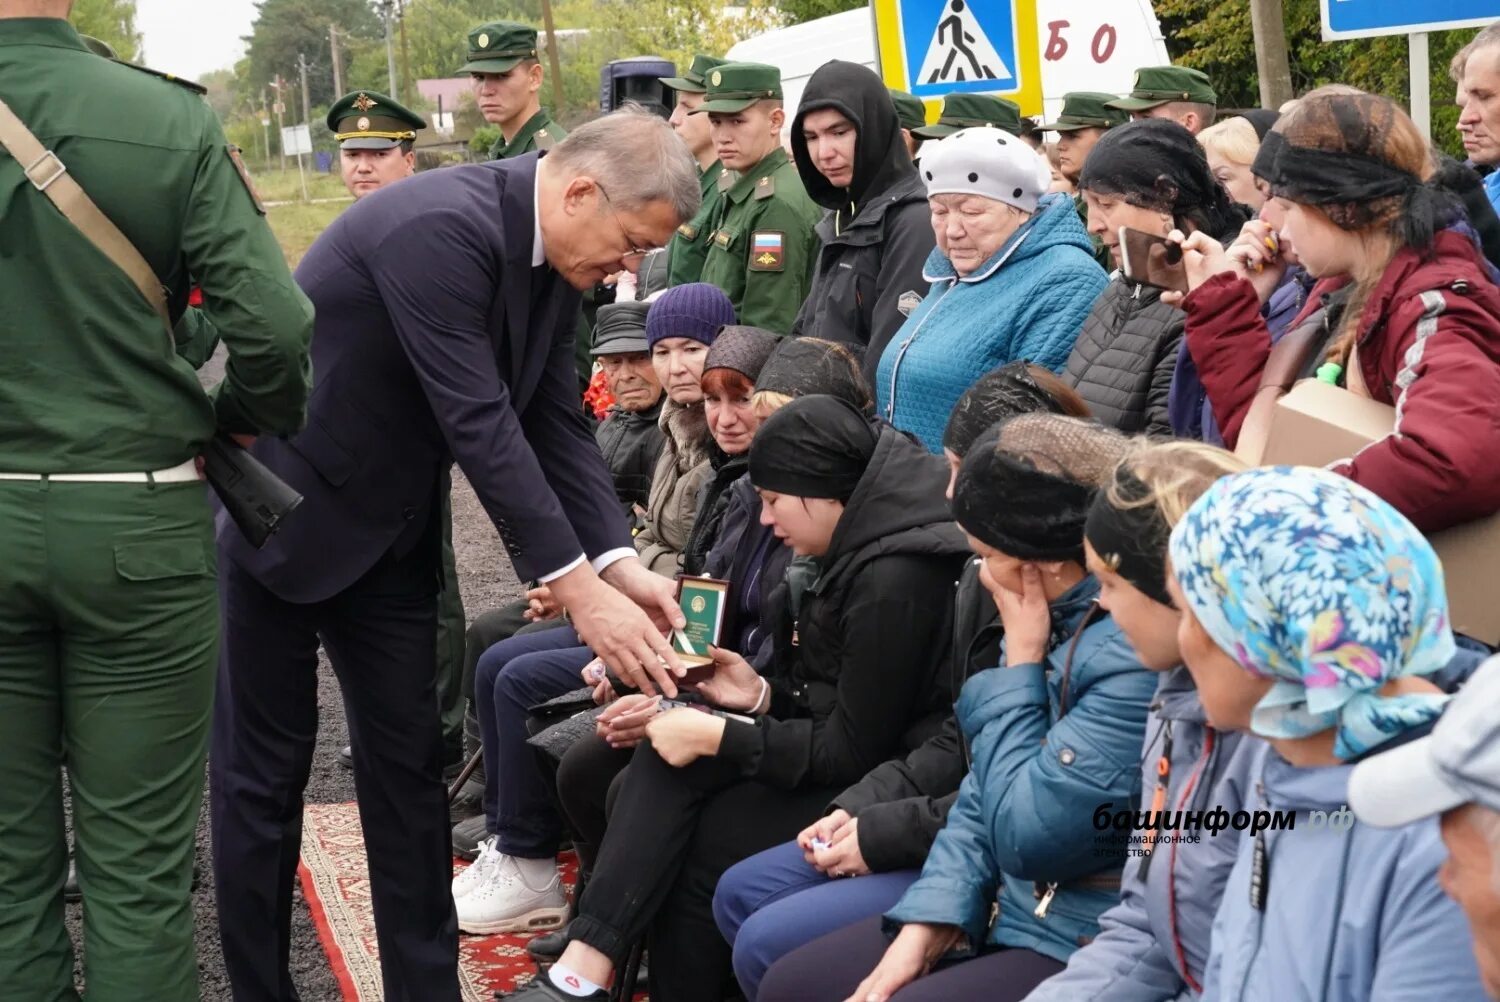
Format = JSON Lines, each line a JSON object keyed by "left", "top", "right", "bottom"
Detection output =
{"left": 694, "top": 646, "right": 765, "bottom": 712}
{"left": 1223, "top": 219, "right": 1288, "bottom": 305}
{"left": 1161, "top": 229, "right": 1237, "bottom": 306}
{"left": 996, "top": 565, "right": 1051, "bottom": 666}
{"left": 595, "top": 693, "right": 661, "bottom": 748}
{"left": 842, "top": 923, "right": 961, "bottom": 1002}
{"left": 645, "top": 707, "right": 726, "bottom": 766}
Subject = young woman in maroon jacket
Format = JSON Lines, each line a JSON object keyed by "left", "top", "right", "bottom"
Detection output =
{"left": 1171, "top": 91, "right": 1500, "bottom": 534}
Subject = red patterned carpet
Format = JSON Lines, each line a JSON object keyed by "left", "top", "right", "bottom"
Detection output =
{"left": 297, "top": 802, "right": 579, "bottom": 1001}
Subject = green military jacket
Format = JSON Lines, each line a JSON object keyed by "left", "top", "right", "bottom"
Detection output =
{"left": 0, "top": 18, "right": 312, "bottom": 471}
{"left": 697, "top": 147, "right": 822, "bottom": 334}
{"left": 490, "top": 107, "right": 566, "bottom": 160}
{"left": 665, "top": 160, "right": 728, "bottom": 287}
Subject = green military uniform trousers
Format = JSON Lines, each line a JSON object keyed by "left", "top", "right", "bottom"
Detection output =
{"left": 0, "top": 479, "right": 216, "bottom": 1002}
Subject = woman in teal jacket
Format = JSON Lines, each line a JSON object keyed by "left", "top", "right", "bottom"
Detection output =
{"left": 758, "top": 414, "right": 1157, "bottom": 1002}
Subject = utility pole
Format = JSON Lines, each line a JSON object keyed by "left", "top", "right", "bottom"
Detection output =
{"left": 260, "top": 90, "right": 272, "bottom": 170}
{"left": 398, "top": 0, "right": 412, "bottom": 104}
{"left": 1248, "top": 0, "right": 1295, "bottom": 110}
{"left": 381, "top": 0, "right": 399, "bottom": 101}
{"left": 538, "top": 0, "right": 566, "bottom": 115}
{"left": 298, "top": 52, "right": 312, "bottom": 129}
{"left": 329, "top": 25, "right": 343, "bottom": 97}
{"left": 270, "top": 75, "right": 287, "bottom": 171}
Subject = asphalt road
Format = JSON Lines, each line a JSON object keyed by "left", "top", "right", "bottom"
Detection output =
{"left": 63, "top": 349, "right": 524, "bottom": 999}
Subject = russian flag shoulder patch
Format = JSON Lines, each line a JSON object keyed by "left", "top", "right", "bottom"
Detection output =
{"left": 749, "top": 230, "right": 785, "bottom": 272}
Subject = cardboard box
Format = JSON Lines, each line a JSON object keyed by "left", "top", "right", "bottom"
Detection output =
{"left": 1262, "top": 380, "right": 1500, "bottom": 645}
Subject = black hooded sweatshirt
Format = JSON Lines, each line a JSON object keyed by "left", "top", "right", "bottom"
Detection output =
{"left": 716, "top": 423, "right": 970, "bottom": 790}
{"left": 789, "top": 61, "right": 935, "bottom": 385}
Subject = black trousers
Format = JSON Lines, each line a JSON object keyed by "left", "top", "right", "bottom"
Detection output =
{"left": 210, "top": 548, "right": 459, "bottom": 1002}
{"left": 758, "top": 915, "right": 1066, "bottom": 1002}
{"left": 567, "top": 743, "right": 835, "bottom": 1002}
{"left": 556, "top": 732, "right": 633, "bottom": 878}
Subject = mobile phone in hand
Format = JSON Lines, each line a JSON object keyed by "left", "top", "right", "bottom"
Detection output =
{"left": 1118, "top": 226, "right": 1188, "bottom": 294}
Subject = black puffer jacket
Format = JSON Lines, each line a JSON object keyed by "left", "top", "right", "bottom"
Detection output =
{"left": 1061, "top": 278, "right": 1182, "bottom": 436}
{"left": 789, "top": 60, "right": 935, "bottom": 384}
{"left": 829, "top": 558, "right": 1000, "bottom": 871}
{"left": 681, "top": 449, "right": 746, "bottom": 577}
{"left": 593, "top": 399, "right": 665, "bottom": 511}
{"left": 701, "top": 473, "right": 793, "bottom": 673}
{"left": 717, "top": 424, "right": 970, "bottom": 790}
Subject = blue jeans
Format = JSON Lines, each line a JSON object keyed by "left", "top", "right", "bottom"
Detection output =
{"left": 473, "top": 627, "right": 593, "bottom": 859}
{"left": 713, "top": 839, "right": 920, "bottom": 1000}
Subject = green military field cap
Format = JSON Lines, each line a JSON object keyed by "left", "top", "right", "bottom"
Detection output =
{"left": 459, "top": 21, "right": 539, "bottom": 74}
{"left": 691, "top": 62, "right": 783, "bottom": 114}
{"left": 328, "top": 91, "right": 427, "bottom": 150}
{"left": 889, "top": 89, "right": 927, "bottom": 132}
{"left": 913, "top": 93, "right": 1022, "bottom": 138}
{"left": 661, "top": 54, "right": 728, "bottom": 94}
{"left": 1107, "top": 66, "right": 1218, "bottom": 111}
{"left": 1040, "top": 92, "right": 1128, "bottom": 132}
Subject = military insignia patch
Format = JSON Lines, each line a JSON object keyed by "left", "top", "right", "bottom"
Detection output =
{"left": 356, "top": 116, "right": 371, "bottom": 131}
{"left": 677, "top": 223, "right": 698, "bottom": 240}
{"left": 710, "top": 70, "right": 723, "bottom": 86}
{"left": 353, "top": 93, "right": 377, "bottom": 112}
{"left": 748, "top": 231, "right": 785, "bottom": 272}
{"left": 478, "top": 32, "right": 491, "bottom": 48}
{"left": 227, "top": 145, "right": 266, "bottom": 215}
{"left": 713, "top": 230, "right": 733, "bottom": 250}
{"left": 897, "top": 290, "right": 923, "bottom": 317}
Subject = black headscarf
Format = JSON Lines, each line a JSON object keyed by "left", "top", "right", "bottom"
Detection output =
{"left": 750, "top": 394, "right": 877, "bottom": 501}
{"left": 941, "top": 362, "right": 1068, "bottom": 458}
{"left": 1079, "top": 118, "right": 1248, "bottom": 241}
{"left": 1240, "top": 109, "right": 1280, "bottom": 141}
{"left": 755, "top": 337, "right": 873, "bottom": 412}
{"left": 1083, "top": 466, "right": 1173, "bottom": 607}
{"left": 792, "top": 60, "right": 916, "bottom": 209}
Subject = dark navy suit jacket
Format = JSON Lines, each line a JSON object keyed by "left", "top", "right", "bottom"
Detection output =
{"left": 219, "top": 154, "right": 631, "bottom": 604}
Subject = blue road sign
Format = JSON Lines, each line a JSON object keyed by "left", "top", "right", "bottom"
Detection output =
{"left": 898, "top": 0, "right": 1020, "bottom": 98}
{"left": 1322, "top": 0, "right": 1500, "bottom": 40}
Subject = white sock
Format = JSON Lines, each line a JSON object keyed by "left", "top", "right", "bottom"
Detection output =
{"left": 514, "top": 855, "right": 557, "bottom": 889}
{"left": 548, "top": 963, "right": 604, "bottom": 997}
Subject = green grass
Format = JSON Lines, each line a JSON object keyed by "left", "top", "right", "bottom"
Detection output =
{"left": 249, "top": 165, "right": 350, "bottom": 204}
{"left": 266, "top": 200, "right": 349, "bottom": 269}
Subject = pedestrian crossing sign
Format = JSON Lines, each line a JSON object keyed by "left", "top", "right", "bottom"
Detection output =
{"left": 873, "top": 0, "right": 1042, "bottom": 113}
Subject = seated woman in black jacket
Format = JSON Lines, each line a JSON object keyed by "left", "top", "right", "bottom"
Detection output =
{"left": 1060, "top": 119, "right": 1247, "bottom": 436}
{"left": 508, "top": 396, "right": 971, "bottom": 1002}
{"left": 712, "top": 361, "right": 1091, "bottom": 1000}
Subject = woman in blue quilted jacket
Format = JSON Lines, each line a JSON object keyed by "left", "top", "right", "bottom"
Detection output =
{"left": 873, "top": 128, "right": 1107, "bottom": 453}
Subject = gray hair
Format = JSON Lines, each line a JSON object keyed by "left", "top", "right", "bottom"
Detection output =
{"left": 548, "top": 106, "right": 700, "bottom": 224}
{"left": 1465, "top": 23, "right": 1500, "bottom": 77}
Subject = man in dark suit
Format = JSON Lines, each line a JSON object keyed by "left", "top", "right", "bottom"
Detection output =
{"left": 209, "top": 108, "right": 702, "bottom": 1001}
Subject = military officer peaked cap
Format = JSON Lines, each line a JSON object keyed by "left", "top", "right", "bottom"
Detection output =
{"left": 691, "top": 62, "right": 784, "bottom": 114}
{"left": 913, "top": 93, "right": 1022, "bottom": 138}
{"left": 888, "top": 89, "right": 927, "bottom": 132}
{"left": 661, "top": 54, "right": 728, "bottom": 94}
{"left": 328, "top": 91, "right": 427, "bottom": 150}
{"left": 459, "top": 21, "right": 540, "bottom": 74}
{"left": 1107, "top": 66, "right": 1218, "bottom": 111}
{"left": 1040, "top": 92, "right": 1128, "bottom": 132}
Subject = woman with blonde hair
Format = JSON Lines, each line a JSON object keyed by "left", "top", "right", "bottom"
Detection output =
{"left": 1196, "top": 116, "right": 1266, "bottom": 212}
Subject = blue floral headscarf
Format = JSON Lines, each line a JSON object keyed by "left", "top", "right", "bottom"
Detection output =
{"left": 1168, "top": 467, "right": 1453, "bottom": 759}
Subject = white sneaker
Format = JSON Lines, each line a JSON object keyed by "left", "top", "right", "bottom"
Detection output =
{"left": 455, "top": 849, "right": 568, "bottom": 935}
{"left": 452, "top": 834, "right": 502, "bottom": 900}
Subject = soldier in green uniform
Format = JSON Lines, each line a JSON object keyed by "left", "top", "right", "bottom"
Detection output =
{"left": 461, "top": 21, "right": 567, "bottom": 161}
{"left": 0, "top": 6, "right": 312, "bottom": 1000}
{"left": 661, "top": 53, "right": 729, "bottom": 287}
{"left": 693, "top": 62, "right": 822, "bottom": 333}
{"left": 889, "top": 87, "right": 926, "bottom": 158}
{"left": 1041, "top": 91, "right": 1128, "bottom": 270}
{"left": 1106, "top": 65, "right": 1219, "bottom": 135}
{"left": 913, "top": 91, "right": 1026, "bottom": 138}
{"left": 328, "top": 89, "right": 425, "bottom": 197}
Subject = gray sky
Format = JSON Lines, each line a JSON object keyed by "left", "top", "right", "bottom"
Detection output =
{"left": 135, "top": 0, "right": 259, "bottom": 81}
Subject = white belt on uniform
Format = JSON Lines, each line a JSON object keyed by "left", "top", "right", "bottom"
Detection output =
{"left": 0, "top": 459, "right": 201, "bottom": 483}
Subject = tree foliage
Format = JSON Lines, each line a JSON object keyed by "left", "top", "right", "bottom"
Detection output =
{"left": 70, "top": 0, "right": 141, "bottom": 62}
{"left": 242, "top": 0, "right": 383, "bottom": 108}
{"left": 1154, "top": 0, "right": 1473, "bottom": 156}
